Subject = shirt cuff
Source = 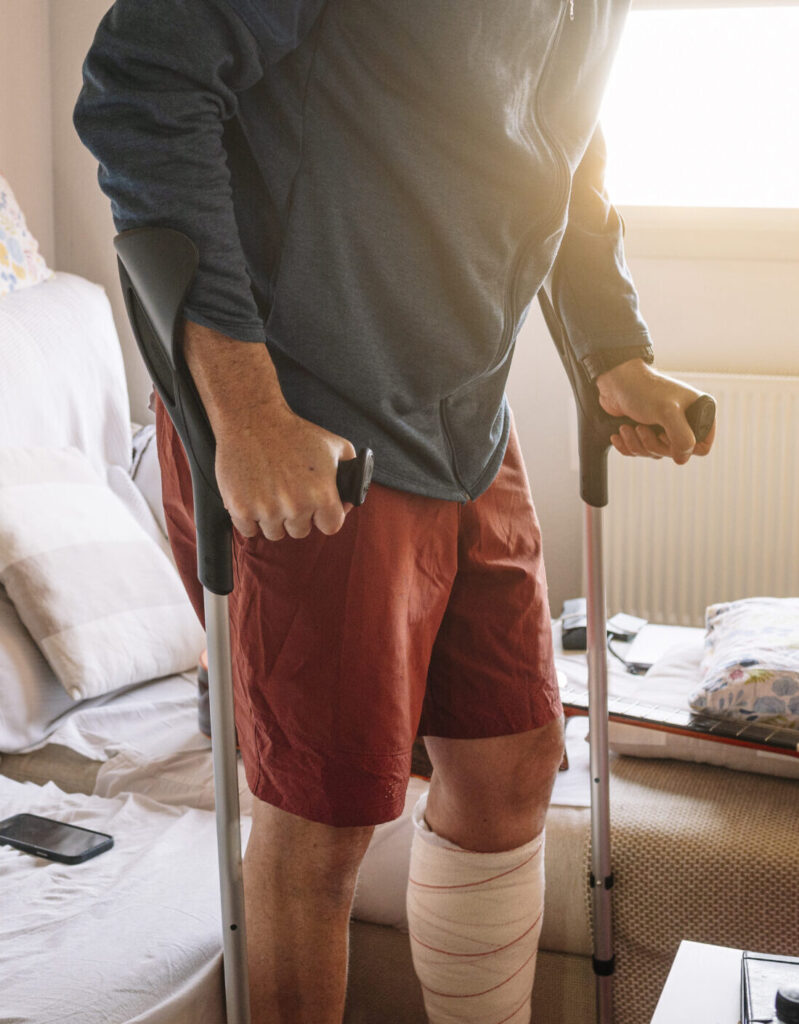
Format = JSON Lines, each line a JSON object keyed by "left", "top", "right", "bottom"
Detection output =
{"left": 581, "top": 343, "right": 654, "bottom": 382}
{"left": 183, "top": 308, "right": 266, "bottom": 345}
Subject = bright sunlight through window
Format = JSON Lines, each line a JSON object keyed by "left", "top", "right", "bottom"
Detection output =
{"left": 601, "top": 7, "right": 799, "bottom": 208}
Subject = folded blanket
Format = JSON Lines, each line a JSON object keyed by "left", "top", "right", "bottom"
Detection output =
{"left": 689, "top": 598, "right": 799, "bottom": 727}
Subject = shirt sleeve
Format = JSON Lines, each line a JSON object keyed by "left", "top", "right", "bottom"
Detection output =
{"left": 550, "top": 124, "right": 655, "bottom": 381}
{"left": 74, "top": 0, "right": 269, "bottom": 342}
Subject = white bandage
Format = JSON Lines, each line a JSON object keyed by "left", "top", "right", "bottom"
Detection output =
{"left": 406, "top": 792, "right": 545, "bottom": 1024}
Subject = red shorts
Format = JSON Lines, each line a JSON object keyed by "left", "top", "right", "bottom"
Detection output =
{"left": 155, "top": 399, "right": 560, "bottom": 826}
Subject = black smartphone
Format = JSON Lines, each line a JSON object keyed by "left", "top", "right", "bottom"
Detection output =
{"left": 0, "top": 813, "right": 113, "bottom": 864}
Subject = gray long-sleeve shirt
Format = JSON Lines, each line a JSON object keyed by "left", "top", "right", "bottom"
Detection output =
{"left": 75, "top": 0, "right": 653, "bottom": 500}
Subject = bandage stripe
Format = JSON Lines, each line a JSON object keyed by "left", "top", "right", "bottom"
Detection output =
{"left": 419, "top": 944, "right": 538, "bottom": 999}
{"left": 409, "top": 909, "right": 543, "bottom": 958}
{"left": 408, "top": 843, "right": 542, "bottom": 890}
{"left": 492, "top": 991, "right": 536, "bottom": 1024}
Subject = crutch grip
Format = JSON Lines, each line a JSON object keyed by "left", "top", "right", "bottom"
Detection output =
{"left": 539, "top": 289, "right": 716, "bottom": 508}
{"left": 606, "top": 393, "right": 716, "bottom": 446}
{"left": 337, "top": 448, "right": 374, "bottom": 506}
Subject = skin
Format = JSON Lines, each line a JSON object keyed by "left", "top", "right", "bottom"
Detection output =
{"left": 183, "top": 319, "right": 716, "bottom": 1023}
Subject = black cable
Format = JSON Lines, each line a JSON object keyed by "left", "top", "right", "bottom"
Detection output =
{"left": 606, "top": 635, "right": 650, "bottom": 676}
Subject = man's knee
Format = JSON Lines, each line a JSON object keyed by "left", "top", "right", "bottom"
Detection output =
{"left": 245, "top": 798, "right": 375, "bottom": 905}
{"left": 424, "top": 717, "right": 565, "bottom": 850}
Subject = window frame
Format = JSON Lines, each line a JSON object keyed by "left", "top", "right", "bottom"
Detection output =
{"left": 607, "top": 0, "right": 799, "bottom": 260}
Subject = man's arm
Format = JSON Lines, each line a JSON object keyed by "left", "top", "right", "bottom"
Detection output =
{"left": 183, "top": 322, "right": 354, "bottom": 540}
{"left": 75, "top": 0, "right": 267, "bottom": 342}
{"left": 75, "top": 1, "right": 353, "bottom": 539}
{"left": 552, "top": 126, "right": 715, "bottom": 463}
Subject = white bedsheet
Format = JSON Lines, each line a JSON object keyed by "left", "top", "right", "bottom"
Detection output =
{"left": 0, "top": 775, "right": 252, "bottom": 1024}
{"left": 553, "top": 620, "right": 706, "bottom": 707}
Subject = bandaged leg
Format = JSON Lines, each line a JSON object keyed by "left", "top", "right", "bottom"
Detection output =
{"left": 406, "top": 791, "right": 545, "bottom": 1024}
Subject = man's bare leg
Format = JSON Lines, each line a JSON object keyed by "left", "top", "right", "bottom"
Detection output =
{"left": 407, "top": 719, "right": 565, "bottom": 1023}
{"left": 243, "top": 799, "right": 374, "bottom": 1024}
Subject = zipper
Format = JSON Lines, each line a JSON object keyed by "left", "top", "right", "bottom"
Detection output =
{"left": 440, "top": 0, "right": 573, "bottom": 500}
{"left": 488, "top": 0, "right": 573, "bottom": 381}
{"left": 440, "top": 399, "right": 472, "bottom": 500}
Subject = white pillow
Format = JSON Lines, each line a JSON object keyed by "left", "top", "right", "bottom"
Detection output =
{"left": 0, "top": 586, "right": 75, "bottom": 752}
{"left": 0, "top": 272, "right": 131, "bottom": 475}
{"left": 0, "top": 446, "right": 204, "bottom": 700}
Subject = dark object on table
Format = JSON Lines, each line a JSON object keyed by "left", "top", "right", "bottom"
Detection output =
{"left": 741, "top": 950, "right": 799, "bottom": 1024}
{"left": 561, "top": 597, "right": 587, "bottom": 650}
{"left": 777, "top": 986, "right": 799, "bottom": 1024}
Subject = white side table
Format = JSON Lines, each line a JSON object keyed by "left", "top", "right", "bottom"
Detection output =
{"left": 650, "top": 940, "right": 742, "bottom": 1024}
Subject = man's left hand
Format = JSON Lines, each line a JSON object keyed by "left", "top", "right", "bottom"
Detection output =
{"left": 595, "top": 359, "right": 716, "bottom": 465}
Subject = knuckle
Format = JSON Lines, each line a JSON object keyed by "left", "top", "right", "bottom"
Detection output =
{"left": 314, "top": 508, "right": 346, "bottom": 537}
{"left": 286, "top": 523, "right": 312, "bottom": 539}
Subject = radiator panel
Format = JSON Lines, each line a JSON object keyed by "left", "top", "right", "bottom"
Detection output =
{"left": 603, "top": 372, "right": 799, "bottom": 627}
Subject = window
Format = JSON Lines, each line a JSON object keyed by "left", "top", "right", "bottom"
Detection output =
{"left": 601, "top": 6, "right": 799, "bottom": 209}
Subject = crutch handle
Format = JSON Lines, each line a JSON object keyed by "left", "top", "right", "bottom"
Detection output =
{"left": 115, "top": 227, "right": 375, "bottom": 594}
{"left": 337, "top": 448, "right": 375, "bottom": 506}
{"left": 539, "top": 289, "right": 716, "bottom": 508}
{"left": 605, "top": 393, "right": 716, "bottom": 447}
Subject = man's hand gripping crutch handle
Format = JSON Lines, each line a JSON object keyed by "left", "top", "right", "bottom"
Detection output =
{"left": 114, "top": 227, "right": 373, "bottom": 594}
{"left": 538, "top": 289, "right": 715, "bottom": 507}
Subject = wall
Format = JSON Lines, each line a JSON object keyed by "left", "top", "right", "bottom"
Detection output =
{"left": 49, "top": 0, "right": 149, "bottom": 423}
{"left": 4, "top": 3, "right": 797, "bottom": 613}
{"left": 0, "top": 0, "right": 54, "bottom": 264}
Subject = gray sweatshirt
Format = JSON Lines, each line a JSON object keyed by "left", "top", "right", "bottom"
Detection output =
{"left": 75, "top": 0, "right": 653, "bottom": 500}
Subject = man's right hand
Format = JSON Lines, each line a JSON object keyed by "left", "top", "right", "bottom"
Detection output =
{"left": 183, "top": 321, "right": 355, "bottom": 541}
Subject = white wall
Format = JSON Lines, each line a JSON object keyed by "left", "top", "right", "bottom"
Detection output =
{"left": 2, "top": 3, "right": 796, "bottom": 614}
{"left": 0, "top": 0, "right": 54, "bottom": 264}
{"left": 49, "top": 0, "right": 149, "bottom": 423}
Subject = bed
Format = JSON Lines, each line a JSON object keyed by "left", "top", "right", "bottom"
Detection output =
{"left": 2, "top": 177, "right": 798, "bottom": 1024}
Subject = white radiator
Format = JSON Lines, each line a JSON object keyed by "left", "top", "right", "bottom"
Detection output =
{"left": 602, "top": 371, "right": 799, "bottom": 627}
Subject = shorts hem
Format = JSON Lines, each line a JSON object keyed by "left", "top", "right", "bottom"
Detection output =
{"left": 244, "top": 746, "right": 413, "bottom": 828}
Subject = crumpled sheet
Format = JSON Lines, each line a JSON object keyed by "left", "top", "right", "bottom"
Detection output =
{"left": 0, "top": 775, "right": 251, "bottom": 1024}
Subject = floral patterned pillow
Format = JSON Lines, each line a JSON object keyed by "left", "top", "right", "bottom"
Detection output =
{"left": 689, "top": 598, "right": 799, "bottom": 727}
{"left": 0, "top": 174, "right": 52, "bottom": 297}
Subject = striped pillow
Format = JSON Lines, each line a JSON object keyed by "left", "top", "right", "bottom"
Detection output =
{"left": 0, "top": 447, "right": 204, "bottom": 700}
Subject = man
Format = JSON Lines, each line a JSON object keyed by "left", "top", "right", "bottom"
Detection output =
{"left": 75, "top": 2, "right": 714, "bottom": 1021}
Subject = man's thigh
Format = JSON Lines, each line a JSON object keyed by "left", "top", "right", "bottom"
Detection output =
{"left": 156, "top": 391, "right": 459, "bottom": 826}
{"left": 419, "top": 421, "right": 561, "bottom": 743}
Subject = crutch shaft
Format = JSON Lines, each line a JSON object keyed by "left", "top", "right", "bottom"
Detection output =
{"left": 585, "top": 505, "right": 615, "bottom": 1024}
{"left": 204, "top": 589, "right": 251, "bottom": 1024}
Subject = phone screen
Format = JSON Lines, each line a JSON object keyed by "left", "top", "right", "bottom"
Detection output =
{"left": 0, "top": 813, "right": 113, "bottom": 863}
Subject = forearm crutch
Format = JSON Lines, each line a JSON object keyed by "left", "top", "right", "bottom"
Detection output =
{"left": 114, "top": 227, "right": 373, "bottom": 1024}
{"left": 539, "top": 290, "right": 715, "bottom": 1024}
